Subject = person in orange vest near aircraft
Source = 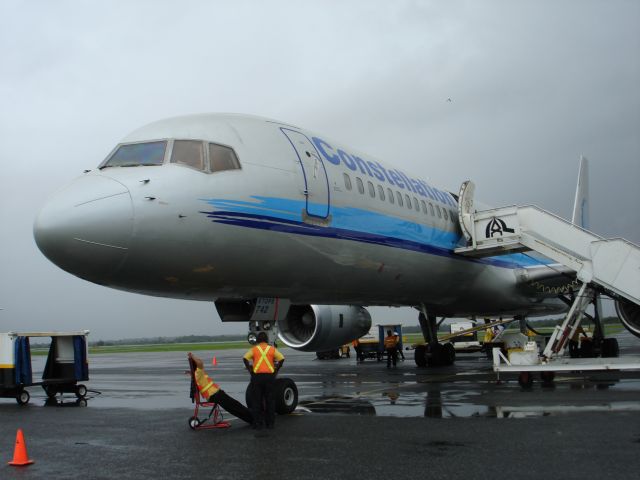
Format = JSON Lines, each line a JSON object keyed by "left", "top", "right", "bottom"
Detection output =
{"left": 243, "top": 332, "right": 285, "bottom": 429}
{"left": 189, "top": 352, "right": 253, "bottom": 425}
{"left": 384, "top": 329, "right": 399, "bottom": 368}
{"left": 352, "top": 338, "right": 363, "bottom": 363}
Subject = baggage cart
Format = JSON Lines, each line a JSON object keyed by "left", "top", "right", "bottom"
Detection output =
{"left": 0, "top": 331, "right": 90, "bottom": 405}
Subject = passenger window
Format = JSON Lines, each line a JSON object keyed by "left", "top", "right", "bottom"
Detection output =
{"left": 171, "top": 140, "right": 205, "bottom": 171}
{"left": 429, "top": 203, "right": 435, "bottom": 216}
{"left": 209, "top": 143, "right": 241, "bottom": 172}
{"left": 356, "top": 177, "right": 365, "bottom": 194}
{"left": 103, "top": 141, "right": 167, "bottom": 168}
{"left": 420, "top": 200, "right": 427, "bottom": 215}
{"left": 343, "top": 173, "right": 352, "bottom": 191}
{"left": 396, "top": 191, "right": 403, "bottom": 206}
{"left": 443, "top": 209, "right": 449, "bottom": 221}
{"left": 368, "top": 181, "right": 375, "bottom": 198}
{"left": 405, "top": 194, "right": 412, "bottom": 209}
{"left": 388, "top": 188, "right": 395, "bottom": 204}
{"left": 413, "top": 197, "right": 419, "bottom": 211}
{"left": 436, "top": 205, "right": 442, "bottom": 218}
{"left": 377, "top": 185, "right": 385, "bottom": 201}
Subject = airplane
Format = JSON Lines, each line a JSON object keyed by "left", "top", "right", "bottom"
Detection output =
{"left": 33, "top": 113, "right": 640, "bottom": 374}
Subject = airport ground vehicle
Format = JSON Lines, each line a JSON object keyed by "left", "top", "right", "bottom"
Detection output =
{"left": 354, "top": 324, "right": 404, "bottom": 362}
{"left": 449, "top": 321, "right": 482, "bottom": 352}
{"left": 315, "top": 344, "right": 351, "bottom": 360}
{"left": 0, "top": 331, "right": 90, "bottom": 405}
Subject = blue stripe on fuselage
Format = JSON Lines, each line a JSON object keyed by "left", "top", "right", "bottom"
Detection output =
{"left": 199, "top": 196, "right": 544, "bottom": 269}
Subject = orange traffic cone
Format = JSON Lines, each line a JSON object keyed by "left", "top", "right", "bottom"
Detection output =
{"left": 212, "top": 356, "right": 218, "bottom": 366}
{"left": 8, "top": 428, "right": 34, "bottom": 466}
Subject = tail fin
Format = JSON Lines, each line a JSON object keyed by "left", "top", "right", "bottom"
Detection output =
{"left": 571, "top": 155, "right": 589, "bottom": 229}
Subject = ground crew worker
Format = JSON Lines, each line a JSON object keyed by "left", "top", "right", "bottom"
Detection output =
{"left": 188, "top": 352, "right": 253, "bottom": 425}
{"left": 384, "top": 329, "right": 399, "bottom": 368}
{"left": 352, "top": 338, "right": 363, "bottom": 363}
{"left": 243, "top": 332, "right": 284, "bottom": 429}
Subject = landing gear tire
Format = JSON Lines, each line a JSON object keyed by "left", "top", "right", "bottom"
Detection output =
{"left": 414, "top": 345, "right": 427, "bottom": 367}
{"left": 540, "top": 371, "right": 555, "bottom": 384}
{"left": 601, "top": 338, "right": 619, "bottom": 358}
{"left": 442, "top": 343, "right": 456, "bottom": 366}
{"left": 425, "top": 343, "right": 455, "bottom": 366}
{"left": 274, "top": 378, "right": 298, "bottom": 415}
{"left": 426, "top": 343, "right": 442, "bottom": 367}
{"left": 16, "top": 390, "right": 30, "bottom": 405}
{"left": 569, "top": 341, "right": 579, "bottom": 358}
{"left": 518, "top": 372, "right": 534, "bottom": 388}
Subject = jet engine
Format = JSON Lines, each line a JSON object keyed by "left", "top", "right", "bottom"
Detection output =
{"left": 278, "top": 305, "right": 372, "bottom": 352}
{"left": 616, "top": 298, "right": 640, "bottom": 339}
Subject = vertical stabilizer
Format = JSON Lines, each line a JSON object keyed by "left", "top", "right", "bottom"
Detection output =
{"left": 571, "top": 155, "right": 589, "bottom": 229}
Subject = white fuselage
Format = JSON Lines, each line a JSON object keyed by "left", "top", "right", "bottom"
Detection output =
{"left": 34, "top": 113, "right": 564, "bottom": 317}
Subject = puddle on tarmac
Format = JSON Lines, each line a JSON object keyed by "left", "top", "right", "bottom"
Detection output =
{"left": 298, "top": 377, "right": 640, "bottom": 419}
{"left": 298, "top": 394, "right": 640, "bottom": 419}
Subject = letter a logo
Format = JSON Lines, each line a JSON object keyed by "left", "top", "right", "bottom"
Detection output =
{"left": 485, "top": 217, "right": 515, "bottom": 238}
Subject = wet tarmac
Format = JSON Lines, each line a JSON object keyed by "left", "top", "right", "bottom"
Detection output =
{"left": 1, "top": 331, "right": 640, "bottom": 478}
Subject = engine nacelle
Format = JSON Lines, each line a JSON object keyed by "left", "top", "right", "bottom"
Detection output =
{"left": 616, "top": 298, "right": 640, "bottom": 339}
{"left": 278, "top": 305, "right": 372, "bottom": 352}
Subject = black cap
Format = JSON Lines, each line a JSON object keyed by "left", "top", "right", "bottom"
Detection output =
{"left": 257, "top": 332, "right": 269, "bottom": 343}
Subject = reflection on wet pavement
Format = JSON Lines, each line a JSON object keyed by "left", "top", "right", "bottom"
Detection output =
{"left": 9, "top": 332, "right": 640, "bottom": 420}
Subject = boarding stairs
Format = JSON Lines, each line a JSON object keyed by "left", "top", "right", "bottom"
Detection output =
{"left": 454, "top": 181, "right": 640, "bottom": 358}
{"left": 454, "top": 181, "right": 640, "bottom": 307}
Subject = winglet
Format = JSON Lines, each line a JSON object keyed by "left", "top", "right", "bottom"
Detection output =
{"left": 571, "top": 155, "right": 589, "bottom": 229}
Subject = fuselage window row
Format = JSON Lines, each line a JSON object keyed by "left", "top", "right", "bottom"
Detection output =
{"left": 340, "top": 173, "right": 455, "bottom": 229}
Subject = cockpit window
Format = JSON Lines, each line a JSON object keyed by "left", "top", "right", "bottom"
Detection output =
{"left": 209, "top": 143, "right": 241, "bottom": 172}
{"left": 102, "top": 141, "right": 166, "bottom": 168}
{"left": 171, "top": 140, "right": 205, "bottom": 171}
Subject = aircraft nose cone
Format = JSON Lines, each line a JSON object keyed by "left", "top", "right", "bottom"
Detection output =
{"left": 34, "top": 175, "right": 133, "bottom": 281}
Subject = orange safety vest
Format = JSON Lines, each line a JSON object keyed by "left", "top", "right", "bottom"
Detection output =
{"left": 195, "top": 369, "right": 220, "bottom": 400}
{"left": 252, "top": 343, "right": 276, "bottom": 374}
{"left": 384, "top": 335, "right": 398, "bottom": 349}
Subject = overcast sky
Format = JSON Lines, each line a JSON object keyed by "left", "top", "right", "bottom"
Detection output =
{"left": 1, "top": 1, "right": 638, "bottom": 341}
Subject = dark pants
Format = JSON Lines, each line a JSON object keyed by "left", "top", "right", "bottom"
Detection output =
{"left": 386, "top": 347, "right": 397, "bottom": 367}
{"left": 209, "top": 389, "right": 253, "bottom": 425}
{"left": 354, "top": 345, "right": 363, "bottom": 362}
{"left": 248, "top": 373, "right": 276, "bottom": 428}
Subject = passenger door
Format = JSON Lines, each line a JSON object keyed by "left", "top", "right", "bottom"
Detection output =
{"left": 281, "top": 128, "right": 330, "bottom": 219}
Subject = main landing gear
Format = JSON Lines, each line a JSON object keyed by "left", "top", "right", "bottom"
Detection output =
{"left": 414, "top": 309, "right": 456, "bottom": 367}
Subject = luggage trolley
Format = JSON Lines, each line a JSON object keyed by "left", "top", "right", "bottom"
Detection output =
{"left": 187, "top": 354, "right": 230, "bottom": 430}
{"left": 0, "top": 330, "right": 90, "bottom": 405}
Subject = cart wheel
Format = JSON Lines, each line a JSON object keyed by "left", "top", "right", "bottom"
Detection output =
{"left": 518, "top": 372, "right": 534, "bottom": 388}
{"left": 188, "top": 416, "right": 200, "bottom": 430}
{"left": 43, "top": 385, "right": 57, "bottom": 398}
{"left": 75, "top": 384, "right": 88, "bottom": 398}
{"left": 16, "top": 390, "right": 30, "bottom": 405}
